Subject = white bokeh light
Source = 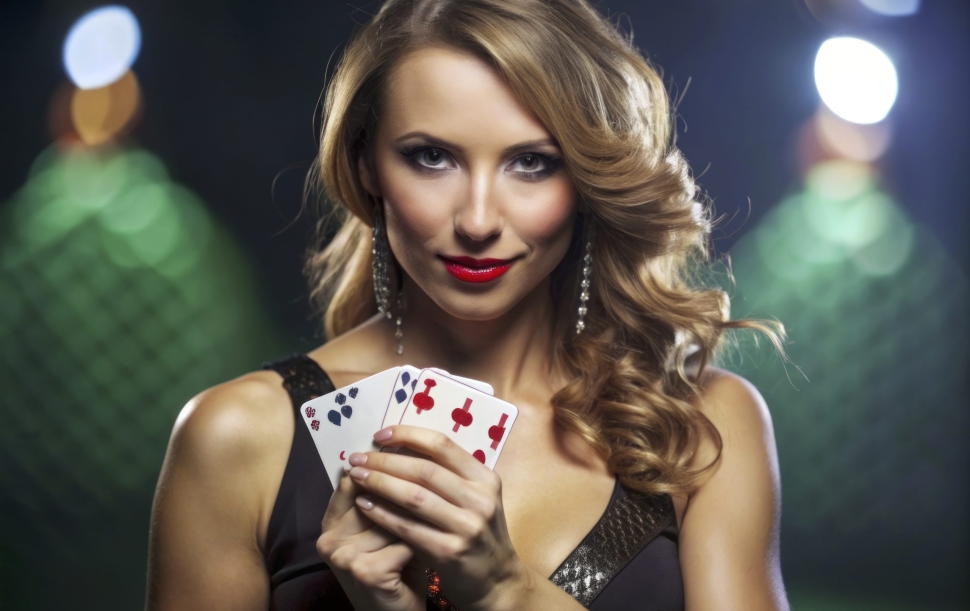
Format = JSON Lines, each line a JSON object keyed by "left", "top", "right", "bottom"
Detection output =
{"left": 858, "top": 0, "right": 920, "bottom": 17}
{"left": 815, "top": 37, "right": 898, "bottom": 125}
{"left": 63, "top": 5, "right": 141, "bottom": 90}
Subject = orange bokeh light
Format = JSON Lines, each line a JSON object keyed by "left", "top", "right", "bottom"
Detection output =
{"left": 70, "top": 70, "right": 142, "bottom": 146}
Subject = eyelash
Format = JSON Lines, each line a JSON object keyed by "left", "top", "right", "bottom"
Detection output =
{"left": 400, "top": 146, "right": 562, "bottom": 180}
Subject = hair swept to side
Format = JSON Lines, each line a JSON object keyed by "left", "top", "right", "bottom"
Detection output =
{"left": 305, "top": 0, "right": 788, "bottom": 496}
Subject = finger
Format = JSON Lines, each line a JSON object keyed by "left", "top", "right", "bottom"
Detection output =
{"left": 323, "top": 473, "right": 375, "bottom": 531}
{"left": 349, "top": 543, "right": 423, "bottom": 605}
{"left": 350, "top": 464, "right": 483, "bottom": 536}
{"left": 350, "top": 450, "right": 488, "bottom": 511}
{"left": 375, "top": 425, "right": 497, "bottom": 483}
{"left": 357, "top": 541, "right": 415, "bottom": 579}
{"left": 326, "top": 520, "right": 401, "bottom": 570}
{"left": 356, "top": 493, "right": 465, "bottom": 563}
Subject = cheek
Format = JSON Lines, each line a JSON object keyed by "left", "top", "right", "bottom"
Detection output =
{"left": 512, "top": 180, "right": 578, "bottom": 252}
{"left": 376, "top": 157, "right": 455, "bottom": 253}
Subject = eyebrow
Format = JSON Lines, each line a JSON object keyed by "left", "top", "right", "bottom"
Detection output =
{"left": 394, "top": 131, "right": 560, "bottom": 156}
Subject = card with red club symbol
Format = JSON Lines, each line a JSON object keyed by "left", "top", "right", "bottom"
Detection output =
{"left": 394, "top": 369, "right": 518, "bottom": 470}
{"left": 300, "top": 367, "right": 403, "bottom": 491}
{"left": 380, "top": 365, "right": 495, "bottom": 434}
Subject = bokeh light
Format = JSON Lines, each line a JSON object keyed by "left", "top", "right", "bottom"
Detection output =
{"left": 70, "top": 70, "right": 141, "bottom": 146}
{"left": 858, "top": 0, "right": 920, "bottom": 17}
{"left": 815, "top": 37, "right": 898, "bottom": 124}
{"left": 63, "top": 5, "right": 141, "bottom": 89}
{"left": 814, "top": 106, "right": 893, "bottom": 162}
{"left": 755, "top": 159, "right": 913, "bottom": 280}
{"left": 0, "top": 144, "right": 284, "bottom": 597}
{"left": 722, "top": 178, "right": 967, "bottom": 598}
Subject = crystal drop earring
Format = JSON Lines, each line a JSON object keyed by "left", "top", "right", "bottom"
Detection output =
{"left": 371, "top": 204, "right": 392, "bottom": 319}
{"left": 394, "top": 284, "right": 406, "bottom": 355}
{"left": 575, "top": 221, "right": 594, "bottom": 335}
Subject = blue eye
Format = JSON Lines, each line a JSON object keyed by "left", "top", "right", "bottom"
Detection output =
{"left": 399, "top": 147, "right": 562, "bottom": 179}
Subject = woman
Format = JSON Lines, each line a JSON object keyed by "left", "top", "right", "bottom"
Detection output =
{"left": 146, "top": 1, "right": 790, "bottom": 610}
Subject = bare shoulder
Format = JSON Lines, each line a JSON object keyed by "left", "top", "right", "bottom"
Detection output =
{"left": 676, "top": 371, "right": 789, "bottom": 609}
{"left": 170, "top": 370, "right": 295, "bottom": 469}
{"left": 162, "top": 369, "right": 298, "bottom": 537}
{"left": 684, "top": 366, "right": 780, "bottom": 495}
{"left": 146, "top": 368, "right": 303, "bottom": 610}
{"left": 694, "top": 366, "right": 774, "bottom": 441}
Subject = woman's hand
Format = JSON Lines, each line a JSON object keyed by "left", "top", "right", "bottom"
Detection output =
{"left": 316, "top": 473, "right": 427, "bottom": 611}
{"left": 346, "top": 425, "right": 529, "bottom": 611}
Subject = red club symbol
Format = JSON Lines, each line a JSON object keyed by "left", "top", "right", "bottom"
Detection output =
{"left": 413, "top": 378, "right": 437, "bottom": 414}
{"left": 451, "top": 398, "right": 474, "bottom": 433}
{"left": 472, "top": 450, "right": 486, "bottom": 464}
{"left": 305, "top": 406, "right": 316, "bottom": 419}
{"left": 488, "top": 413, "right": 509, "bottom": 449}
{"left": 311, "top": 420, "right": 320, "bottom": 431}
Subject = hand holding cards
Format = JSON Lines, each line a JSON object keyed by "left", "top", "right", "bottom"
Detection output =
{"left": 299, "top": 365, "right": 518, "bottom": 491}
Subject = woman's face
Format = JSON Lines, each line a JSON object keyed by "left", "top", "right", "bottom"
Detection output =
{"left": 358, "top": 45, "right": 579, "bottom": 321}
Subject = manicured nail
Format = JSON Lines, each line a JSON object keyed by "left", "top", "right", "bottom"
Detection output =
{"left": 348, "top": 452, "right": 367, "bottom": 466}
{"left": 349, "top": 466, "right": 370, "bottom": 480}
{"left": 356, "top": 495, "right": 375, "bottom": 510}
{"left": 374, "top": 427, "right": 393, "bottom": 442}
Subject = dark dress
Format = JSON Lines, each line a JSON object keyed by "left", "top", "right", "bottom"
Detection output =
{"left": 261, "top": 354, "right": 684, "bottom": 610}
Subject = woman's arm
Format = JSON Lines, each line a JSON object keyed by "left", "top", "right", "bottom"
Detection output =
{"left": 679, "top": 369, "right": 790, "bottom": 611}
{"left": 145, "top": 373, "right": 294, "bottom": 611}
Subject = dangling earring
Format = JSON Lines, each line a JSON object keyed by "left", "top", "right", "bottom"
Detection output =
{"left": 576, "top": 221, "right": 594, "bottom": 335}
{"left": 371, "top": 203, "right": 392, "bottom": 319}
{"left": 373, "top": 203, "right": 407, "bottom": 354}
{"left": 394, "top": 284, "right": 405, "bottom": 355}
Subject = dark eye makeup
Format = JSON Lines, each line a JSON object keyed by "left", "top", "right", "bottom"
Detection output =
{"left": 398, "top": 146, "right": 563, "bottom": 180}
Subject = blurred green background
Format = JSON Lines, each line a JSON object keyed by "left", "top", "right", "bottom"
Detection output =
{"left": 1, "top": 0, "right": 966, "bottom": 609}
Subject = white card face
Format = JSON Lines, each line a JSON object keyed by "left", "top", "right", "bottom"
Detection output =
{"left": 396, "top": 370, "right": 517, "bottom": 470}
{"left": 380, "top": 367, "right": 495, "bottom": 439}
{"left": 380, "top": 365, "right": 422, "bottom": 433}
{"left": 300, "top": 367, "right": 401, "bottom": 491}
{"left": 428, "top": 367, "right": 494, "bottom": 396}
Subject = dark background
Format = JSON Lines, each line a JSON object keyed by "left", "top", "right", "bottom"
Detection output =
{"left": 1, "top": 1, "right": 967, "bottom": 609}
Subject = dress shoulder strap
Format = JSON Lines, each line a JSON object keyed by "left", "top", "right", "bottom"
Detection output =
{"left": 261, "top": 353, "right": 336, "bottom": 410}
{"left": 550, "top": 486, "right": 676, "bottom": 607}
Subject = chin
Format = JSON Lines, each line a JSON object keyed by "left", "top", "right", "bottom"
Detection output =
{"left": 431, "top": 295, "right": 515, "bottom": 322}
{"left": 428, "top": 290, "right": 520, "bottom": 322}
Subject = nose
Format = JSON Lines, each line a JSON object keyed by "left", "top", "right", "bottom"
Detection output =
{"left": 453, "top": 169, "right": 503, "bottom": 242}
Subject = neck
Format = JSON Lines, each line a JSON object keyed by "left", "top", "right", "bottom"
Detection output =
{"left": 397, "top": 275, "right": 564, "bottom": 399}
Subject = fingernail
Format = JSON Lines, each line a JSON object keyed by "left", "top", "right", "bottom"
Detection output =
{"left": 356, "top": 495, "right": 374, "bottom": 510}
{"left": 348, "top": 452, "right": 367, "bottom": 466}
{"left": 374, "top": 427, "right": 393, "bottom": 442}
{"left": 349, "top": 466, "right": 370, "bottom": 480}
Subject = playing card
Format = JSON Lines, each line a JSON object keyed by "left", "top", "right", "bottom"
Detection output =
{"left": 380, "top": 365, "right": 422, "bottom": 431}
{"left": 429, "top": 367, "right": 494, "bottom": 396}
{"left": 381, "top": 366, "right": 494, "bottom": 433}
{"left": 395, "top": 370, "right": 517, "bottom": 470}
{"left": 300, "top": 367, "right": 401, "bottom": 491}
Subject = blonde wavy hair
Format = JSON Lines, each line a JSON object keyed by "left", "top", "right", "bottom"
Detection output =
{"left": 305, "top": 0, "right": 787, "bottom": 497}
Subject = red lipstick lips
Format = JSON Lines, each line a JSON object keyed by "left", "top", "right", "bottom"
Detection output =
{"left": 440, "top": 255, "right": 515, "bottom": 283}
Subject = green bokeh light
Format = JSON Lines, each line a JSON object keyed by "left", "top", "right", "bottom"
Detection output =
{"left": 755, "top": 160, "right": 914, "bottom": 281}
{"left": 0, "top": 144, "right": 287, "bottom": 607}
{"left": 721, "top": 163, "right": 968, "bottom": 605}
